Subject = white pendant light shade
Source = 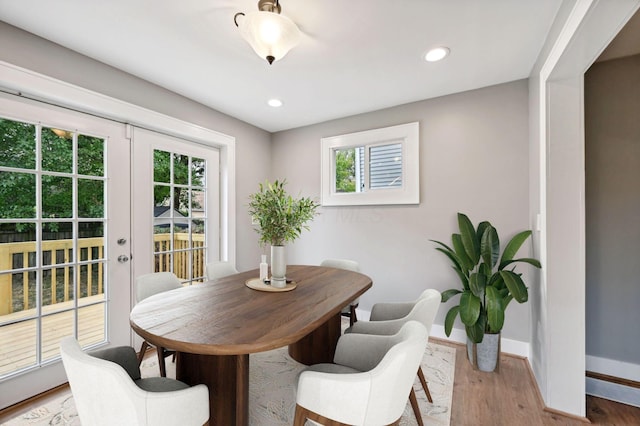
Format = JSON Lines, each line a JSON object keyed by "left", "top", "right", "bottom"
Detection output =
{"left": 237, "top": 11, "right": 301, "bottom": 64}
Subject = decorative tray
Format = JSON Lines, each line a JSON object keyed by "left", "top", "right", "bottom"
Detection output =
{"left": 245, "top": 278, "right": 297, "bottom": 292}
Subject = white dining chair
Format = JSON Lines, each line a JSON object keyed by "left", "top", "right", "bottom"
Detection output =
{"left": 60, "top": 336, "right": 209, "bottom": 426}
{"left": 135, "top": 272, "right": 182, "bottom": 377}
{"left": 346, "top": 288, "right": 441, "bottom": 425}
{"left": 320, "top": 258, "right": 361, "bottom": 326}
{"left": 294, "top": 321, "right": 428, "bottom": 426}
{"left": 205, "top": 261, "right": 238, "bottom": 280}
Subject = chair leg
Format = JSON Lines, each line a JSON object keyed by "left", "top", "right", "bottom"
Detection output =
{"left": 156, "top": 346, "right": 167, "bottom": 378}
{"left": 408, "top": 387, "right": 424, "bottom": 426}
{"left": 137, "top": 340, "right": 150, "bottom": 366}
{"left": 417, "top": 366, "right": 433, "bottom": 403}
{"left": 294, "top": 404, "right": 348, "bottom": 426}
{"left": 293, "top": 404, "right": 308, "bottom": 426}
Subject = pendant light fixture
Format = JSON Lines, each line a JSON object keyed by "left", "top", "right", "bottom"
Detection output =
{"left": 234, "top": 0, "right": 301, "bottom": 65}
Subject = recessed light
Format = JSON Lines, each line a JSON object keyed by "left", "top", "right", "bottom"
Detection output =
{"left": 268, "top": 99, "right": 283, "bottom": 107}
{"left": 425, "top": 47, "right": 450, "bottom": 62}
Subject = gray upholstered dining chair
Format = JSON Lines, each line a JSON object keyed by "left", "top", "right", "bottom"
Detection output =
{"left": 135, "top": 271, "right": 182, "bottom": 377}
{"left": 320, "top": 258, "right": 361, "bottom": 326}
{"left": 60, "top": 336, "right": 209, "bottom": 426}
{"left": 294, "top": 321, "right": 428, "bottom": 426}
{"left": 345, "top": 288, "right": 441, "bottom": 425}
{"left": 205, "top": 260, "right": 238, "bottom": 280}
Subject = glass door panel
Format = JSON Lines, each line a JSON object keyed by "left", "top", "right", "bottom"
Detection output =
{"left": 132, "top": 128, "right": 219, "bottom": 290}
{"left": 0, "top": 93, "right": 131, "bottom": 408}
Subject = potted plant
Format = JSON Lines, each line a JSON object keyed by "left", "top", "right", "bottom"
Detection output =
{"left": 432, "top": 212, "right": 541, "bottom": 371}
{"left": 248, "top": 179, "right": 319, "bottom": 287}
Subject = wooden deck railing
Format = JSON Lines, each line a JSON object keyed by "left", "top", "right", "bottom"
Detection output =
{"left": 0, "top": 233, "right": 205, "bottom": 315}
{"left": 154, "top": 233, "right": 205, "bottom": 280}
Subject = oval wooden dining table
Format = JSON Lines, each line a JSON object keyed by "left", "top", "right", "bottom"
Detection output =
{"left": 129, "top": 265, "right": 372, "bottom": 426}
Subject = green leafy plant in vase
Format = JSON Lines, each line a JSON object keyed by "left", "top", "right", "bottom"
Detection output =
{"left": 432, "top": 212, "right": 541, "bottom": 371}
{"left": 248, "top": 179, "right": 319, "bottom": 288}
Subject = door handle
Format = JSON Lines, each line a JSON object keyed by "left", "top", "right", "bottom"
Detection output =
{"left": 117, "top": 255, "right": 130, "bottom": 263}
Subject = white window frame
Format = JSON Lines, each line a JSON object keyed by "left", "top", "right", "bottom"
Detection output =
{"left": 321, "top": 122, "right": 419, "bottom": 206}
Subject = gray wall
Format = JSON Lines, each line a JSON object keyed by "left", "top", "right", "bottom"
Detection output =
{"left": 272, "top": 79, "right": 535, "bottom": 343}
{"left": 585, "top": 54, "right": 640, "bottom": 365}
{"left": 0, "top": 21, "right": 535, "bottom": 344}
{"left": 0, "top": 21, "right": 271, "bottom": 272}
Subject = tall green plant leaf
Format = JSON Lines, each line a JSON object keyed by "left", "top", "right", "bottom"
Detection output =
{"left": 452, "top": 234, "right": 473, "bottom": 271}
{"left": 444, "top": 305, "right": 460, "bottom": 337}
{"left": 469, "top": 272, "right": 486, "bottom": 299}
{"left": 486, "top": 286, "right": 504, "bottom": 333}
{"left": 476, "top": 221, "right": 491, "bottom": 244}
{"left": 459, "top": 291, "right": 481, "bottom": 326}
{"left": 500, "top": 270, "right": 528, "bottom": 303}
{"left": 441, "top": 289, "right": 462, "bottom": 303}
{"left": 466, "top": 316, "right": 485, "bottom": 344}
{"left": 499, "top": 230, "right": 532, "bottom": 265}
{"left": 480, "top": 225, "right": 500, "bottom": 268}
{"left": 500, "top": 257, "right": 542, "bottom": 270}
{"left": 433, "top": 243, "right": 463, "bottom": 271}
{"left": 458, "top": 213, "right": 480, "bottom": 265}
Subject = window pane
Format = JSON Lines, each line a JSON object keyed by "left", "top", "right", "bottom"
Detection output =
{"left": 173, "top": 250, "right": 189, "bottom": 280}
{"left": 154, "top": 184, "right": 171, "bottom": 215}
{"left": 79, "top": 221, "right": 104, "bottom": 240}
{"left": 78, "top": 179, "right": 104, "bottom": 218}
{"left": 153, "top": 150, "right": 170, "bottom": 183}
{"left": 42, "top": 222, "right": 73, "bottom": 265}
{"left": 176, "top": 188, "right": 189, "bottom": 217}
{"left": 0, "top": 318, "right": 36, "bottom": 376}
{"left": 154, "top": 252, "right": 172, "bottom": 274}
{"left": 42, "top": 266, "right": 74, "bottom": 309}
{"left": 79, "top": 262, "right": 99, "bottom": 299}
{"left": 0, "top": 172, "right": 36, "bottom": 219}
{"left": 78, "top": 304, "right": 105, "bottom": 346}
{"left": 0, "top": 118, "right": 36, "bottom": 169}
{"left": 192, "top": 249, "right": 205, "bottom": 280}
{"left": 191, "top": 190, "right": 205, "bottom": 217}
{"left": 5, "top": 269, "right": 36, "bottom": 314}
{"left": 42, "top": 175, "right": 72, "bottom": 218}
{"left": 173, "top": 154, "right": 189, "bottom": 185}
{"left": 78, "top": 135, "right": 104, "bottom": 176}
{"left": 334, "top": 148, "right": 357, "bottom": 193}
{"left": 369, "top": 143, "right": 402, "bottom": 189}
{"left": 42, "top": 127, "right": 73, "bottom": 173}
{"left": 192, "top": 157, "right": 206, "bottom": 187}
{"left": 41, "top": 311, "right": 74, "bottom": 362}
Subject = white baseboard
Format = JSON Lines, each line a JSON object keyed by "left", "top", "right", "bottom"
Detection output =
{"left": 585, "top": 354, "right": 640, "bottom": 407}
{"left": 586, "top": 377, "right": 640, "bottom": 408}
{"left": 430, "top": 324, "right": 530, "bottom": 358}
{"left": 586, "top": 355, "right": 640, "bottom": 382}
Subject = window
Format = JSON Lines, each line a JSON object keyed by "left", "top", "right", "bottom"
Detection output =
{"left": 321, "top": 122, "right": 419, "bottom": 206}
{"left": 153, "top": 149, "right": 208, "bottom": 283}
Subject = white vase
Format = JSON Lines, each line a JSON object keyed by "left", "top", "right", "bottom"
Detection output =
{"left": 270, "top": 245, "right": 287, "bottom": 288}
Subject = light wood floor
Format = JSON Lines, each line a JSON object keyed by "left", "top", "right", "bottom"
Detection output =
{"left": 434, "top": 338, "right": 640, "bottom": 425}
{"left": 2, "top": 338, "right": 639, "bottom": 425}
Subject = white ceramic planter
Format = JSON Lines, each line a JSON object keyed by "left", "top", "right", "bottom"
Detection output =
{"left": 270, "top": 245, "right": 287, "bottom": 288}
{"left": 467, "top": 333, "right": 500, "bottom": 372}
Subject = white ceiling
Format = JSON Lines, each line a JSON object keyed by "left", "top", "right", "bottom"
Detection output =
{"left": 0, "top": 0, "right": 564, "bottom": 132}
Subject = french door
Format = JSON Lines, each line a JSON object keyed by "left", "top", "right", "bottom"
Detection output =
{"left": 131, "top": 128, "right": 220, "bottom": 285}
{"left": 0, "top": 93, "right": 131, "bottom": 408}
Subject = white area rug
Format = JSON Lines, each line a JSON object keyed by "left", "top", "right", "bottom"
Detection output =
{"left": 3, "top": 342, "right": 454, "bottom": 426}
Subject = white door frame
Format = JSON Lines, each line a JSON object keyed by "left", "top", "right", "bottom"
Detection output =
{"left": 529, "top": 0, "right": 640, "bottom": 417}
